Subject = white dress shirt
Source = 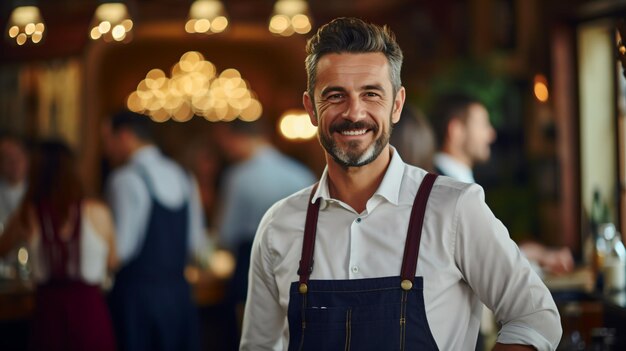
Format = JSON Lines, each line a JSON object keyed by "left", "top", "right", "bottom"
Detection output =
{"left": 106, "top": 145, "right": 206, "bottom": 264}
{"left": 241, "top": 149, "right": 561, "bottom": 351}
{"left": 434, "top": 152, "right": 475, "bottom": 183}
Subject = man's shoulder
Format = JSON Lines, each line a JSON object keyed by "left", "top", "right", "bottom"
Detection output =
{"left": 401, "top": 164, "right": 481, "bottom": 210}
{"left": 402, "top": 164, "right": 472, "bottom": 193}
{"left": 258, "top": 185, "right": 314, "bottom": 229}
{"left": 267, "top": 185, "right": 314, "bottom": 215}
{"left": 108, "top": 163, "right": 142, "bottom": 184}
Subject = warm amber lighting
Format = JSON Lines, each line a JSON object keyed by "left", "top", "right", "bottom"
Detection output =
{"left": 90, "top": 2, "right": 133, "bottom": 43}
{"left": 211, "top": 16, "right": 228, "bottom": 33}
{"left": 269, "top": 0, "right": 312, "bottom": 36}
{"left": 210, "top": 250, "right": 235, "bottom": 279}
{"left": 127, "top": 51, "right": 263, "bottom": 123}
{"left": 186, "top": 0, "right": 229, "bottom": 35}
{"left": 279, "top": 110, "right": 317, "bottom": 140}
{"left": 6, "top": 6, "right": 45, "bottom": 45}
{"left": 533, "top": 74, "right": 549, "bottom": 103}
{"left": 292, "top": 14, "right": 312, "bottom": 34}
{"left": 17, "top": 247, "right": 29, "bottom": 265}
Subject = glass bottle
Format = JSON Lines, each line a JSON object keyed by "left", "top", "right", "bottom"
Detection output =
{"left": 600, "top": 223, "right": 626, "bottom": 294}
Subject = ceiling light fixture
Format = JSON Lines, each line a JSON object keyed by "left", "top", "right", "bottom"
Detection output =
{"left": 6, "top": 1, "right": 46, "bottom": 45}
{"left": 89, "top": 1, "right": 134, "bottom": 43}
{"left": 185, "top": 0, "right": 229, "bottom": 35}
{"left": 268, "top": 0, "right": 312, "bottom": 37}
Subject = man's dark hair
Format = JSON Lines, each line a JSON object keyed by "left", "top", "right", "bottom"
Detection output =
{"left": 305, "top": 17, "right": 403, "bottom": 103}
{"left": 110, "top": 110, "right": 153, "bottom": 141}
{"left": 430, "top": 92, "right": 485, "bottom": 149}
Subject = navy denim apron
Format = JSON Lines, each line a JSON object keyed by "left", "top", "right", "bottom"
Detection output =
{"left": 109, "top": 166, "right": 201, "bottom": 351}
{"left": 288, "top": 173, "right": 439, "bottom": 351}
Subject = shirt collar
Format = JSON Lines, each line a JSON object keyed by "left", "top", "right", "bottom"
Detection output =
{"left": 311, "top": 146, "right": 405, "bottom": 208}
{"left": 434, "top": 152, "right": 475, "bottom": 183}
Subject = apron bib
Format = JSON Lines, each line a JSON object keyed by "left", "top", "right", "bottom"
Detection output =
{"left": 288, "top": 173, "right": 439, "bottom": 351}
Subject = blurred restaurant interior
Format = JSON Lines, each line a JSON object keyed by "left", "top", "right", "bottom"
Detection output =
{"left": 1, "top": 0, "right": 626, "bottom": 349}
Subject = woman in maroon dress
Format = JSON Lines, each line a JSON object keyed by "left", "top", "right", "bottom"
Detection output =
{"left": 0, "top": 140, "right": 118, "bottom": 351}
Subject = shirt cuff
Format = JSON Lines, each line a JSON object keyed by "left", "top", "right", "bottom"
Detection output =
{"left": 497, "top": 323, "right": 559, "bottom": 351}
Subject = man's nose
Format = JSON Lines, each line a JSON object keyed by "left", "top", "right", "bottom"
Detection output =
{"left": 341, "top": 95, "right": 367, "bottom": 121}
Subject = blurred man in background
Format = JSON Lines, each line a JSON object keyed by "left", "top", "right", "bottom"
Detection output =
{"left": 431, "top": 92, "right": 574, "bottom": 275}
{"left": 212, "top": 118, "right": 315, "bottom": 328}
{"left": 431, "top": 92, "right": 573, "bottom": 350}
{"left": 102, "top": 110, "right": 206, "bottom": 351}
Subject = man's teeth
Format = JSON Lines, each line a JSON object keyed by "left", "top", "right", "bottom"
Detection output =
{"left": 341, "top": 129, "right": 367, "bottom": 136}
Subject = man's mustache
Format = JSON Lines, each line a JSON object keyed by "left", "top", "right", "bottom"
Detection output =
{"left": 329, "top": 120, "right": 378, "bottom": 134}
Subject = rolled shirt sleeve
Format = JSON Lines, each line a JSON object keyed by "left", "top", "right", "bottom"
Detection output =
{"left": 454, "top": 184, "right": 562, "bottom": 350}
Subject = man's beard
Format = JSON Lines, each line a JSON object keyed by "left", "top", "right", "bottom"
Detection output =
{"left": 318, "top": 115, "right": 392, "bottom": 168}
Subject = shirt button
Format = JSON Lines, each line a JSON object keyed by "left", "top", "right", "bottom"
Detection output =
{"left": 351, "top": 266, "right": 359, "bottom": 273}
{"left": 356, "top": 217, "right": 362, "bottom": 223}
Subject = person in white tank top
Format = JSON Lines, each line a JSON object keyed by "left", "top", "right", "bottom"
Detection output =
{"left": 26, "top": 199, "right": 117, "bottom": 285}
{"left": 0, "top": 140, "right": 118, "bottom": 351}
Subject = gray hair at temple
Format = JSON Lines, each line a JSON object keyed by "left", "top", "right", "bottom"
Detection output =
{"left": 304, "top": 17, "right": 403, "bottom": 104}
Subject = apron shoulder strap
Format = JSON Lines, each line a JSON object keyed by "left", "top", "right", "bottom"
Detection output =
{"left": 400, "top": 173, "right": 438, "bottom": 288}
{"left": 297, "top": 183, "right": 319, "bottom": 294}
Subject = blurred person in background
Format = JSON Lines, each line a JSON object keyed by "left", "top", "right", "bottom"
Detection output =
{"left": 389, "top": 104, "right": 436, "bottom": 172}
{"left": 431, "top": 92, "right": 574, "bottom": 275}
{"left": 431, "top": 92, "right": 573, "bottom": 350}
{"left": 102, "top": 110, "right": 206, "bottom": 351}
{"left": 212, "top": 118, "right": 315, "bottom": 327}
{"left": 0, "top": 140, "right": 117, "bottom": 351}
{"left": 0, "top": 133, "right": 29, "bottom": 226}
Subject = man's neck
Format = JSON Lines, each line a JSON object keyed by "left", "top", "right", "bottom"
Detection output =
{"left": 241, "top": 138, "right": 270, "bottom": 162}
{"left": 326, "top": 146, "right": 392, "bottom": 213}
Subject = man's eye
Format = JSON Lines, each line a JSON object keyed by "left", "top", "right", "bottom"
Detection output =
{"left": 365, "top": 92, "right": 380, "bottom": 98}
{"left": 326, "top": 94, "right": 344, "bottom": 101}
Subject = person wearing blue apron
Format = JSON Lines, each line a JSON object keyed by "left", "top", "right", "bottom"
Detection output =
{"left": 288, "top": 174, "right": 439, "bottom": 350}
{"left": 108, "top": 166, "right": 201, "bottom": 351}
{"left": 240, "top": 17, "right": 562, "bottom": 351}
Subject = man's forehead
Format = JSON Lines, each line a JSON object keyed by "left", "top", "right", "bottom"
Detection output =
{"left": 314, "top": 52, "right": 391, "bottom": 90}
{"left": 316, "top": 52, "right": 389, "bottom": 71}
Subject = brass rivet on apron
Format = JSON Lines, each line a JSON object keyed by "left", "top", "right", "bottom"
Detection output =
{"left": 401, "top": 279, "right": 413, "bottom": 291}
{"left": 299, "top": 283, "right": 308, "bottom": 294}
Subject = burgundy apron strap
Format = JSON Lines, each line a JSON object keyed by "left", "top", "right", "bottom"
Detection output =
{"left": 297, "top": 183, "right": 320, "bottom": 294}
{"left": 400, "top": 173, "right": 438, "bottom": 290}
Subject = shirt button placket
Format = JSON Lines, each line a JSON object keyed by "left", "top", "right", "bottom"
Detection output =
{"left": 350, "top": 217, "right": 362, "bottom": 278}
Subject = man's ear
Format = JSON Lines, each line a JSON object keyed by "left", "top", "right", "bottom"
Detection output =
{"left": 448, "top": 118, "right": 465, "bottom": 144}
{"left": 391, "top": 87, "right": 406, "bottom": 124}
{"left": 303, "top": 92, "right": 318, "bottom": 126}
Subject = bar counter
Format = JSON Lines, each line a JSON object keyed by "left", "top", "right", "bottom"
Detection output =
{"left": 546, "top": 267, "right": 626, "bottom": 349}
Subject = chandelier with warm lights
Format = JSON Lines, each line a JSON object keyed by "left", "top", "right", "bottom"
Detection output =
{"left": 269, "top": 0, "right": 312, "bottom": 36}
{"left": 89, "top": 1, "right": 134, "bottom": 42}
{"left": 185, "top": 0, "right": 229, "bottom": 35}
{"left": 6, "top": 4, "right": 45, "bottom": 45}
{"left": 127, "top": 51, "right": 263, "bottom": 123}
